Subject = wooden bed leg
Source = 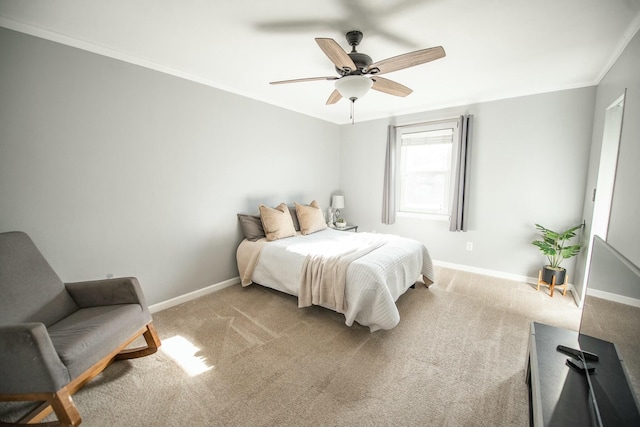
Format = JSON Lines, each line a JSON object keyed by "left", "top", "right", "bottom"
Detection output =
{"left": 115, "top": 323, "right": 161, "bottom": 360}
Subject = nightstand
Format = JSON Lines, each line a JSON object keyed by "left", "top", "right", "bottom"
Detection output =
{"left": 335, "top": 225, "right": 358, "bottom": 232}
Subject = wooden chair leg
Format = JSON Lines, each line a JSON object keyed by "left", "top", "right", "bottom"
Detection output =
{"left": 4, "top": 324, "right": 159, "bottom": 426}
{"left": 17, "top": 400, "right": 54, "bottom": 425}
{"left": 12, "top": 387, "right": 81, "bottom": 426}
{"left": 115, "top": 323, "right": 161, "bottom": 360}
{"left": 50, "top": 388, "right": 82, "bottom": 427}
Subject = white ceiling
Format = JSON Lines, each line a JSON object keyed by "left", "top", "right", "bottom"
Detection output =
{"left": 1, "top": 0, "right": 640, "bottom": 124}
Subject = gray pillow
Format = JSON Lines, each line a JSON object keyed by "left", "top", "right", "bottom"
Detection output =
{"left": 288, "top": 206, "right": 301, "bottom": 231}
{"left": 237, "top": 214, "right": 265, "bottom": 241}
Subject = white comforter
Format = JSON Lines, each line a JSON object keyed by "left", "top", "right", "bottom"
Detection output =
{"left": 237, "top": 229, "right": 434, "bottom": 331}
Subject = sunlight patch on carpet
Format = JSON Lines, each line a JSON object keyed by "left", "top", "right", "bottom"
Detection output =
{"left": 160, "top": 335, "right": 213, "bottom": 377}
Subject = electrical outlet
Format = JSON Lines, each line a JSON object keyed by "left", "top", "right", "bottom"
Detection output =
{"left": 466, "top": 242, "right": 473, "bottom": 251}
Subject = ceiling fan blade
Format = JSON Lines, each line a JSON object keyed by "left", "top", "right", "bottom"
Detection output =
{"left": 366, "top": 46, "right": 445, "bottom": 75}
{"left": 326, "top": 89, "right": 342, "bottom": 105}
{"left": 371, "top": 76, "right": 413, "bottom": 97}
{"left": 270, "top": 76, "right": 338, "bottom": 85}
{"left": 315, "top": 38, "right": 357, "bottom": 72}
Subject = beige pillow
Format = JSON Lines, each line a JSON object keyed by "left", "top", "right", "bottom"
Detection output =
{"left": 295, "top": 200, "right": 328, "bottom": 235}
{"left": 259, "top": 203, "right": 296, "bottom": 241}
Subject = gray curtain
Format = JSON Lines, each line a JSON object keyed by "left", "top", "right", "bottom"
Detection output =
{"left": 382, "top": 124, "right": 396, "bottom": 224}
{"left": 449, "top": 115, "right": 473, "bottom": 232}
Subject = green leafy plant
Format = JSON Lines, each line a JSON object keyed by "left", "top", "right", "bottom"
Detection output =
{"left": 531, "top": 224, "right": 583, "bottom": 270}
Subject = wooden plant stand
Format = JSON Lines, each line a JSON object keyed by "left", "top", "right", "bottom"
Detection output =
{"left": 536, "top": 270, "right": 568, "bottom": 297}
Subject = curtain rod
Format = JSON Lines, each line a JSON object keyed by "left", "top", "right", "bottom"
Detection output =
{"left": 392, "top": 115, "right": 469, "bottom": 130}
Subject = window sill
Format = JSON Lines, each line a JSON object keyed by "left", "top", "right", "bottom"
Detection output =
{"left": 396, "top": 211, "right": 450, "bottom": 221}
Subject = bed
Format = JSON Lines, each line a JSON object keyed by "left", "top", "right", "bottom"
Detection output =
{"left": 236, "top": 201, "right": 434, "bottom": 332}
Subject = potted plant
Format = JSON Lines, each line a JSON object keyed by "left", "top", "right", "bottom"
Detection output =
{"left": 531, "top": 223, "right": 583, "bottom": 285}
{"left": 335, "top": 217, "right": 346, "bottom": 228}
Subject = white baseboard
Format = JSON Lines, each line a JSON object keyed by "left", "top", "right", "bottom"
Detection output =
{"left": 433, "top": 259, "right": 580, "bottom": 301}
{"left": 148, "top": 263, "right": 640, "bottom": 315}
{"left": 151, "top": 263, "right": 534, "bottom": 314}
{"left": 587, "top": 288, "right": 640, "bottom": 308}
{"left": 433, "top": 260, "right": 539, "bottom": 285}
{"left": 433, "top": 260, "right": 640, "bottom": 308}
{"left": 148, "top": 276, "right": 239, "bottom": 313}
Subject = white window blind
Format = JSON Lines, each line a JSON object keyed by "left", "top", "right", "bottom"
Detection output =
{"left": 397, "top": 120, "right": 459, "bottom": 216}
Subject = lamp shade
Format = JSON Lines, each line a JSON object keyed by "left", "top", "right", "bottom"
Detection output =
{"left": 331, "top": 195, "right": 345, "bottom": 209}
{"left": 334, "top": 76, "right": 372, "bottom": 100}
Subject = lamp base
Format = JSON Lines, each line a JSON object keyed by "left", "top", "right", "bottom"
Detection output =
{"left": 332, "top": 209, "right": 341, "bottom": 225}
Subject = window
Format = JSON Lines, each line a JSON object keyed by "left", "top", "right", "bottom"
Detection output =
{"left": 396, "top": 119, "right": 460, "bottom": 217}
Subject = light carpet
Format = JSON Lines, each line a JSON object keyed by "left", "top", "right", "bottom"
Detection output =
{"left": 2, "top": 267, "right": 583, "bottom": 426}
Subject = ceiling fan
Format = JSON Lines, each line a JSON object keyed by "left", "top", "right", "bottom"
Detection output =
{"left": 270, "top": 30, "right": 445, "bottom": 120}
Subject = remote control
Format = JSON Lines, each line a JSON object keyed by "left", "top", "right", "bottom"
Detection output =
{"left": 557, "top": 344, "right": 599, "bottom": 361}
{"left": 566, "top": 358, "right": 596, "bottom": 373}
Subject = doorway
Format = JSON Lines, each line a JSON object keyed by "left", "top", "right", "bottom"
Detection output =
{"left": 578, "top": 92, "right": 625, "bottom": 306}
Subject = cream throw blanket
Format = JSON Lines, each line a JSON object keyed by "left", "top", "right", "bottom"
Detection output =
{"left": 237, "top": 238, "right": 268, "bottom": 286}
{"left": 298, "top": 234, "right": 387, "bottom": 313}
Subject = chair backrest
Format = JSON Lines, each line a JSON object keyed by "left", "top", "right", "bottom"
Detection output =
{"left": 0, "top": 231, "right": 78, "bottom": 326}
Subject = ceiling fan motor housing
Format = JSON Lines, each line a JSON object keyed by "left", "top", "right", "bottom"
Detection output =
{"left": 336, "top": 30, "right": 373, "bottom": 75}
{"left": 346, "top": 30, "right": 363, "bottom": 46}
{"left": 336, "top": 52, "right": 373, "bottom": 75}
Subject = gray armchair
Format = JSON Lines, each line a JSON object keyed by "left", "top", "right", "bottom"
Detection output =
{"left": 0, "top": 231, "right": 161, "bottom": 426}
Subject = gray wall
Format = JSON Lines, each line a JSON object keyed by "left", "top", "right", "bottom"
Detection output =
{"left": 574, "top": 28, "right": 640, "bottom": 296}
{"left": 339, "top": 87, "right": 595, "bottom": 279}
{"left": 0, "top": 28, "right": 340, "bottom": 305}
{"left": 2, "top": 23, "right": 636, "bottom": 306}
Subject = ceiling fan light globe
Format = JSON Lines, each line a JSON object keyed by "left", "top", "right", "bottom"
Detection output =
{"left": 334, "top": 76, "right": 372, "bottom": 101}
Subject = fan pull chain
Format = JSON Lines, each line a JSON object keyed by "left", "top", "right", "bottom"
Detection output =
{"left": 349, "top": 98, "right": 356, "bottom": 124}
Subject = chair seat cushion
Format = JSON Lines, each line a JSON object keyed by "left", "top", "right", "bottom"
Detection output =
{"left": 48, "top": 304, "right": 150, "bottom": 379}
